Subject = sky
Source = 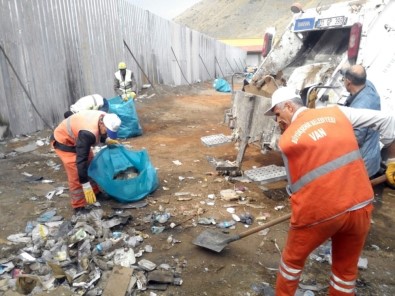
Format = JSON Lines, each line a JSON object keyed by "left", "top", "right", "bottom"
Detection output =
{"left": 127, "top": 0, "right": 201, "bottom": 20}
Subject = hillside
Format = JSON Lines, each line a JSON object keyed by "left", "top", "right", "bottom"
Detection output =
{"left": 174, "top": 0, "right": 350, "bottom": 39}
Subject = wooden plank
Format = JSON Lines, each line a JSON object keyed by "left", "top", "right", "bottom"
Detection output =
{"left": 102, "top": 265, "right": 134, "bottom": 296}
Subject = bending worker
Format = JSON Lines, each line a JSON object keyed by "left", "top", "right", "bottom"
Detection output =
{"left": 52, "top": 111, "right": 121, "bottom": 210}
{"left": 114, "top": 61, "right": 137, "bottom": 101}
{"left": 342, "top": 64, "right": 381, "bottom": 177}
{"left": 264, "top": 87, "right": 395, "bottom": 295}
{"left": 64, "top": 94, "right": 109, "bottom": 119}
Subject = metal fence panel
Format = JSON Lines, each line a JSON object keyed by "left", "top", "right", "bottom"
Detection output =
{"left": 0, "top": 0, "right": 246, "bottom": 136}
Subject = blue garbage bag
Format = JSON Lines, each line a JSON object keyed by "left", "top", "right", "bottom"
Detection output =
{"left": 88, "top": 146, "right": 159, "bottom": 203}
{"left": 108, "top": 96, "right": 143, "bottom": 138}
{"left": 213, "top": 78, "right": 231, "bottom": 93}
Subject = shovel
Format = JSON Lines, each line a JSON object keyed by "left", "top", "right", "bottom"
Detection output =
{"left": 193, "top": 174, "right": 387, "bottom": 253}
{"left": 193, "top": 213, "right": 291, "bottom": 252}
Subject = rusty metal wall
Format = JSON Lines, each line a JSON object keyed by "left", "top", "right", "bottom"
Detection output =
{"left": 0, "top": 0, "right": 246, "bottom": 136}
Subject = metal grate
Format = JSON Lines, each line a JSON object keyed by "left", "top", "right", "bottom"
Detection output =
{"left": 244, "top": 165, "right": 287, "bottom": 183}
{"left": 201, "top": 134, "right": 232, "bottom": 147}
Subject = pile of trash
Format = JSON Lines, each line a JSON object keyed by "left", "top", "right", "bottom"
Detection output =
{"left": 0, "top": 206, "right": 185, "bottom": 295}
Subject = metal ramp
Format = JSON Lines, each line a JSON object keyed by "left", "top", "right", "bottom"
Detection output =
{"left": 244, "top": 165, "right": 287, "bottom": 184}
{"left": 201, "top": 134, "right": 232, "bottom": 147}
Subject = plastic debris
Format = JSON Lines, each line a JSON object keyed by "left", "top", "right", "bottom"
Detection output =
{"left": 217, "top": 220, "right": 236, "bottom": 228}
{"left": 172, "top": 160, "right": 182, "bottom": 166}
{"left": 220, "top": 189, "right": 239, "bottom": 201}
{"left": 138, "top": 259, "right": 157, "bottom": 271}
{"left": 113, "top": 248, "right": 136, "bottom": 267}
{"left": 197, "top": 217, "right": 216, "bottom": 225}
{"left": 239, "top": 212, "right": 254, "bottom": 225}
{"left": 358, "top": 257, "right": 368, "bottom": 270}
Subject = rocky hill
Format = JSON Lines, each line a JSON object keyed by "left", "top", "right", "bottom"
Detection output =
{"left": 174, "top": 0, "right": 349, "bottom": 39}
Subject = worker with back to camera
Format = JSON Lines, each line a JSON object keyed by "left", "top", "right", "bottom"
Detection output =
{"left": 341, "top": 64, "right": 381, "bottom": 178}
{"left": 263, "top": 87, "right": 395, "bottom": 295}
{"left": 52, "top": 110, "right": 121, "bottom": 210}
{"left": 114, "top": 61, "right": 137, "bottom": 101}
{"left": 64, "top": 94, "right": 109, "bottom": 118}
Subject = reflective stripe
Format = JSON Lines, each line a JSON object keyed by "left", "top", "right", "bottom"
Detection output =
{"left": 330, "top": 280, "right": 355, "bottom": 294}
{"left": 279, "top": 268, "right": 300, "bottom": 281}
{"left": 278, "top": 259, "right": 302, "bottom": 281}
{"left": 290, "top": 150, "right": 361, "bottom": 193}
{"left": 280, "top": 259, "right": 302, "bottom": 274}
{"left": 332, "top": 273, "right": 356, "bottom": 286}
{"left": 348, "top": 199, "right": 372, "bottom": 211}
{"left": 66, "top": 117, "right": 75, "bottom": 140}
{"left": 91, "top": 95, "right": 97, "bottom": 107}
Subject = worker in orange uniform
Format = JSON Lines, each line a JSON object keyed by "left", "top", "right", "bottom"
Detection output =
{"left": 264, "top": 87, "right": 395, "bottom": 295}
{"left": 114, "top": 62, "right": 137, "bottom": 101}
{"left": 52, "top": 111, "right": 121, "bottom": 210}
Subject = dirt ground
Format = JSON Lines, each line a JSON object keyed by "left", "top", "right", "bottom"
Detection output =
{"left": 0, "top": 81, "right": 394, "bottom": 295}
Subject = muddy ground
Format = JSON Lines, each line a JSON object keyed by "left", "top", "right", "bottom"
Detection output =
{"left": 0, "top": 81, "right": 394, "bottom": 295}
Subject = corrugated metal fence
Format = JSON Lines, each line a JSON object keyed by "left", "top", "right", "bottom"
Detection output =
{"left": 0, "top": 0, "right": 246, "bottom": 136}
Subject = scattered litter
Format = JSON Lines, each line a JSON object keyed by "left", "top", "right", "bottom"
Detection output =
{"left": 172, "top": 160, "right": 182, "bottom": 166}
{"left": 232, "top": 214, "right": 240, "bottom": 222}
{"left": 41, "top": 179, "right": 54, "bottom": 183}
{"left": 0, "top": 262, "right": 14, "bottom": 275}
{"left": 207, "top": 194, "right": 216, "bottom": 199}
{"left": 151, "top": 226, "right": 165, "bottom": 234}
{"left": 198, "top": 217, "right": 216, "bottom": 225}
{"left": 113, "top": 248, "right": 136, "bottom": 267}
{"left": 298, "top": 283, "right": 328, "bottom": 292}
{"left": 138, "top": 259, "right": 157, "bottom": 271}
{"left": 7, "top": 233, "right": 31, "bottom": 244}
{"left": 258, "top": 228, "right": 270, "bottom": 236}
{"left": 274, "top": 205, "right": 285, "bottom": 211}
{"left": 226, "top": 207, "right": 235, "bottom": 214}
{"left": 217, "top": 220, "right": 236, "bottom": 229}
{"left": 174, "top": 192, "right": 190, "bottom": 196}
{"left": 220, "top": 189, "right": 239, "bottom": 201}
{"left": 251, "top": 282, "right": 274, "bottom": 296}
{"left": 358, "top": 257, "right": 368, "bottom": 270}
{"left": 239, "top": 212, "right": 254, "bottom": 225}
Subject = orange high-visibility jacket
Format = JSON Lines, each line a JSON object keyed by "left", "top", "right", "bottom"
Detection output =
{"left": 54, "top": 110, "right": 104, "bottom": 146}
{"left": 279, "top": 106, "right": 373, "bottom": 228}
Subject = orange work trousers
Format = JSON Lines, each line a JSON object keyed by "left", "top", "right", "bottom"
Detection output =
{"left": 54, "top": 148, "right": 99, "bottom": 209}
{"left": 276, "top": 204, "right": 372, "bottom": 296}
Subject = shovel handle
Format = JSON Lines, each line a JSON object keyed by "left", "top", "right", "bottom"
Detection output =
{"left": 370, "top": 174, "right": 387, "bottom": 187}
{"left": 236, "top": 175, "right": 385, "bottom": 240}
{"left": 238, "top": 213, "right": 291, "bottom": 239}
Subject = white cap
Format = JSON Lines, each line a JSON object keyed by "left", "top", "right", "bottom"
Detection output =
{"left": 264, "top": 87, "right": 301, "bottom": 116}
{"left": 103, "top": 113, "right": 121, "bottom": 139}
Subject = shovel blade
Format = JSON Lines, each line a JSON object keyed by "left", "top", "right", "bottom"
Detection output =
{"left": 193, "top": 229, "right": 238, "bottom": 253}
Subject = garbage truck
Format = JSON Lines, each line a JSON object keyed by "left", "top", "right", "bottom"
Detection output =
{"left": 224, "top": 0, "right": 395, "bottom": 172}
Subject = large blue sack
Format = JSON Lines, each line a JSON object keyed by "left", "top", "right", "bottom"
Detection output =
{"left": 88, "top": 146, "right": 159, "bottom": 203}
{"left": 213, "top": 78, "right": 231, "bottom": 93}
{"left": 108, "top": 96, "right": 143, "bottom": 138}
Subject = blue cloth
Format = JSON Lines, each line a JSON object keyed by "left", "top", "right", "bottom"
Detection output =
{"left": 88, "top": 146, "right": 159, "bottom": 203}
{"left": 213, "top": 78, "right": 231, "bottom": 93}
{"left": 108, "top": 96, "right": 143, "bottom": 138}
{"left": 346, "top": 80, "right": 381, "bottom": 177}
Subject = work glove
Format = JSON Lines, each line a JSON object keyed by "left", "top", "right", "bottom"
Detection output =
{"left": 105, "top": 138, "right": 120, "bottom": 146}
{"left": 82, "top": 182, "right": 96, "bottom": 204}
{"left": 385, "top": 158, "right": 395, "bottom": 185}
{"left": 129, "top": 91, "right": 136, "bottom": 99}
